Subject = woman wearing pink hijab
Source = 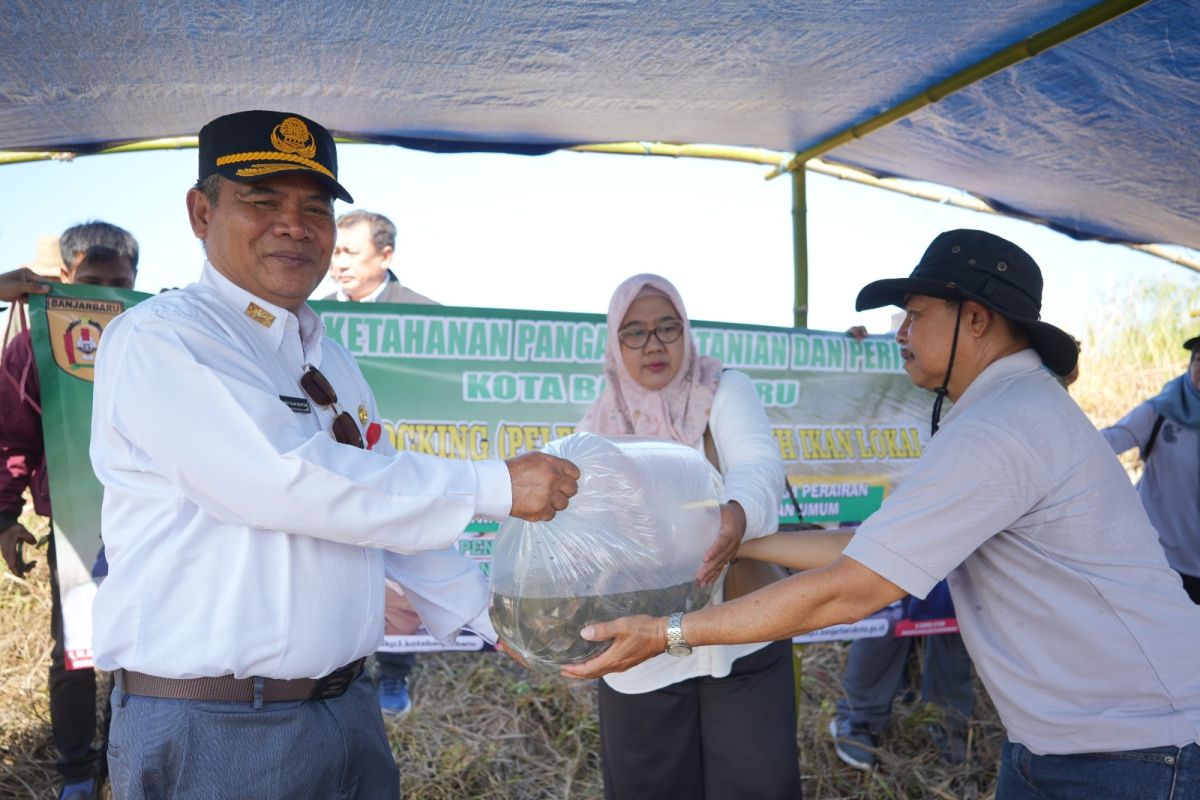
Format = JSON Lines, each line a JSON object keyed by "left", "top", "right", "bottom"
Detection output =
{"left": 578, "top": 274, "right": 799, "bottom": 799}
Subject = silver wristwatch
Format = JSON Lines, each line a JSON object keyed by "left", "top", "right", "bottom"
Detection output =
{"left": 665, "top": 612, "right": 692, "bottom": 657}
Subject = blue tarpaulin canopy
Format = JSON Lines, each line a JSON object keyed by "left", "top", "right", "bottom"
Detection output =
{"left": 2, "top": 0, "right": 1197, "bottom": 249}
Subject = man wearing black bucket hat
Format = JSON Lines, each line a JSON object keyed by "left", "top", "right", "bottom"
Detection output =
{"left": 855, "top": 228, "right": 1079, "bottom": 435}
{"left": 567, "top": 230, "right": 1200, "bottom": 798}
{"left": 88, "top": 110, "right": 579, "bottom": 800}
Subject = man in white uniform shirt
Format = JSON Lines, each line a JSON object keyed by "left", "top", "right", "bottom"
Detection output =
{"left": 90, "top": 110, "right": 579, "bottom": 800}
{"left": 567, "top": 230, "right": 1200, "bottom": 799}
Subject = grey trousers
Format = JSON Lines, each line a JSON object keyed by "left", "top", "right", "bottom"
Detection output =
{"left": 835, "top": 632, "right": 974, "bottom": 735}
{"left": 107, "top": 669, "right": 399, "bottom": 800}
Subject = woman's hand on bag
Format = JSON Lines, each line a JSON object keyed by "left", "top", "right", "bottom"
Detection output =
{"left": 697, "top": 501, "right": 747, "bottom": 586}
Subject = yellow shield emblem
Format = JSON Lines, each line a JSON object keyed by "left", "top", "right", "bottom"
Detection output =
{"left": 46, "top": 296, "right": 124, "bottom": 383}
{"left": 270, "top": 117, "right": 318, "bottom": 159}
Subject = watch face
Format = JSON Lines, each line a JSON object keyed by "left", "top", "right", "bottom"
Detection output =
{"left": 665, "top": 612, "right": 690, "bottom": 656}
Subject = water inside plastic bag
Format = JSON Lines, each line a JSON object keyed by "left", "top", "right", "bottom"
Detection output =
{"left": 489, "top": 432, "right": 721, "bottom": 671}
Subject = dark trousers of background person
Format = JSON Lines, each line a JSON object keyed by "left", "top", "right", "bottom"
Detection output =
{"left": 836, "top": 632, "right": 975, "bottom": 739}
{"left": 597, "top": 638, "right": 801, "bottom": 800}
{"left": 1180, "top": 573, "right": 1200, "bottom": 605}
{"left": 48, "top": 533, "right": 110, "bottom": 783}
{"left": 375, "top": 651, "right": 414, "bottom": 685}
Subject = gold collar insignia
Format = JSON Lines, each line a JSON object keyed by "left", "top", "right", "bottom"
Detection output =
{"left": 358, "top": 404, "right": 369, "bottom": 424}
{"left": 245, "top": 302, "right": 276, "bottom": 328}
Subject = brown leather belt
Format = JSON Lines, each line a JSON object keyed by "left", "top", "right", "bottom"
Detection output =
{"left": 118, "top": 657, "right": 365, "bottom": 703}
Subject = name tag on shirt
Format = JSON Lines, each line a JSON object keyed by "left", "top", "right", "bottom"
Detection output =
{"left": 279, "top": 395, "right": 312, "bottom": 414}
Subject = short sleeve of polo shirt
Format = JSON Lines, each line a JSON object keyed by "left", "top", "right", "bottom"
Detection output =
{"left": 842, "top": 418, "right": 1053, "bottom": 599}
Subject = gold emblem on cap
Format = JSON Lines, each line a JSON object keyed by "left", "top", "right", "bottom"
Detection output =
{"left": 216, "top": 115, "right": 332, "bottom": 181}
{"left": 245, "top": 302, "right": 276, "bottom": 327}
{"left": 358, "top": 404, "right": 369, "bottom": 424}
{"left": 271, "top": 117, "right": 318, "bottom": 159}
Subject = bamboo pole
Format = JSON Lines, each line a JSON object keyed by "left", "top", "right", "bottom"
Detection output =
{"left": 0, "top": 135, "right": 367, "bottom": 165}
{"left": 570, "top": 142, "right": 786, "bottom": 167}
{"left": 3, "top": 128, "right": 1195, "bottom": 275}
{"left": 792, "top": 170, "right": 809, "bottom": 328}
{"left": 767, "top": 0, "right": 1152, "bottom": 180}
{"left": 571, "top": 147, "right": 1200, "bottom": 274}
{"left": 808, "top": 160, "right": 1200, "bottom": 274}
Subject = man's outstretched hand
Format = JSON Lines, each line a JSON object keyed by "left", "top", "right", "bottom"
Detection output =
{"left": 560, "top": 614, "right": 666, "bottom": 680}
{"left": 505, "top": 452, "right": 580, "bottom": 521}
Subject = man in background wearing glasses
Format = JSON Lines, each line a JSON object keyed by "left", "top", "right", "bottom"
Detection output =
{"left": 88, "top": 110, "right": 579, "bottom": 800}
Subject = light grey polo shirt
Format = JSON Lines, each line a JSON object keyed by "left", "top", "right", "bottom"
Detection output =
{"left": 844, "top": 349, "right": 1200, "bottom": 755}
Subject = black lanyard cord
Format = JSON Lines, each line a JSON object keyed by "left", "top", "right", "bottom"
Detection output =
{"left": 930, "top": 301, "right": 964, "bottom": 437}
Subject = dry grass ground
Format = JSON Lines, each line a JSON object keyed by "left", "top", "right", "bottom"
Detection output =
{"left": 1, "top": 514, "right": 61, "bottom": 800}
{"left": 2, "top": 553, "right": 1001, "bottom": 800}
{"left": 3, "top": 277, "right": 1194, "bottom": 798}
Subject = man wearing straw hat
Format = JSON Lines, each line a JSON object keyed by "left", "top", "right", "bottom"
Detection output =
{"left": 568, "top": 229, "right": 1200, "bottom": 797}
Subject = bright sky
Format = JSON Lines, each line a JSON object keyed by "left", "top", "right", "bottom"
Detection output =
{"left": 1, "top": 143, "right": 1196, "bottom": 336}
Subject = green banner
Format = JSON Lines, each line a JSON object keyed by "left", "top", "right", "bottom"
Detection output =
{"left": 29, "top": 285, "right": 141, "bottom": 668}
{"left": 31, "top": 288, "right": 939, "bottom": 660}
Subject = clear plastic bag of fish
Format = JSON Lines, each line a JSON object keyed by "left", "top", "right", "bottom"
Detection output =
{"left": 490, "top": 431, "right": 722, "bottom": 672}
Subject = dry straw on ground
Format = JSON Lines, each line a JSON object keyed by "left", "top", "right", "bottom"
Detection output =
{"left": 2, "top": 557, "right": 1002, "bottom": 800}
{"left": 3, "top": 276, "right": 1195, "bottom": 799}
